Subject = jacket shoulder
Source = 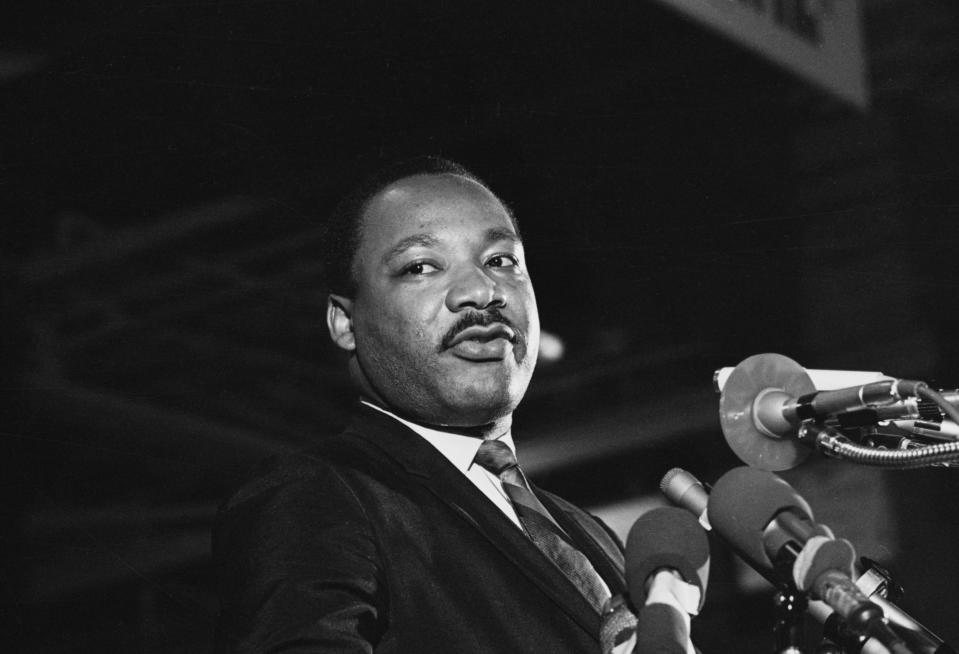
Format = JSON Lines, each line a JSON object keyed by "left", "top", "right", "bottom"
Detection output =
{"left": 217, "top": 430, "right": 376, "bottom": 514}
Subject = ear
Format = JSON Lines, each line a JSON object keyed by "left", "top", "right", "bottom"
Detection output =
{"left": 327, "top": 293, "right": 356, "bottom": 352}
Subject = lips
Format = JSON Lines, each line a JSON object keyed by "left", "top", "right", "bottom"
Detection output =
{"left": 447, "top": 323, "right": 516, "bottom": 347}
{"left": 446, "top": 323, "right": 516, "bottom": 361}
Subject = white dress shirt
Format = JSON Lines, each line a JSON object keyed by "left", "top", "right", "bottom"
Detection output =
{"left": 360, "top": 400, "right": 524, "bottom": 529}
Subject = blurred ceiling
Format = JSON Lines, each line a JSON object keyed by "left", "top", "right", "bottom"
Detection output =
{"left": 5, "top": 1, "right": 959, "bottom": 652}
{"left": 5, "top": 0, "right": 802, "bottom": 496}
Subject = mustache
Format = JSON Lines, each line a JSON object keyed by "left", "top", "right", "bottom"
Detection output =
{"left": 440, "top": 308, "right": 519, "bottom": 351}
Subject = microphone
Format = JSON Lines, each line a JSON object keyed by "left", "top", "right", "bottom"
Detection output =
{"left": 610, "top": 506, "right": 709, "bottom": 654}
{"left": 718, "top": 361, "right": 959, "bottom": 429}
{"left": 717, "top": 353, "right": 930, "bottom": 471}
{"left": 659, "top": 468, "right": 710, "bottom": 530}
{"left": 626, "top": 507, "right": 709, "bottom": 611}
{"left": 889, "top": 419, "right": 959, "bottom": 442}
{"left": 709, "top": 467, "right": 916, "bottom": 653}
{"left": 663, "top": 468, "right": 954, "bottom": 654}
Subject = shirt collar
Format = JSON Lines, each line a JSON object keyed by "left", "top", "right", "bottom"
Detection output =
{"left": 360, "top": 400, "right": 516, "bottom": 473}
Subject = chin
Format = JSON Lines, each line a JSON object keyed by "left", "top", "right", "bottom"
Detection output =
{"left": 441, "top": 406, "right": 513, "bottom": 429}
{"left": 438, "top": 383, "right": 525, "bottom": 426}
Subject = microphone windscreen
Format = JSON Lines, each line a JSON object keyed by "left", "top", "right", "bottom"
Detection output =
{"left": 793, "top": 536, "right": 856, "bottom": 593}
{"left": 625, "top": 506, "right": 709, "bottom": 610}
{"left": 707, "top": 466, "right": 813, "bottom": 569}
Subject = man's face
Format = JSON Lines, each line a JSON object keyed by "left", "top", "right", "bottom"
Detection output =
{"left": 331, "top": 172, "right": 539, "bottom": 428}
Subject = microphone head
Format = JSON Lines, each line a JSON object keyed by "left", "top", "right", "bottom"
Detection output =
{"left": 707, "top": 466, "right": 813, "bottom": 570}
{"left": 660, "top": 468, "right": 709, "bottom": 525}
{"left": 625, "top": 506, "right": 710, "bottom": 611}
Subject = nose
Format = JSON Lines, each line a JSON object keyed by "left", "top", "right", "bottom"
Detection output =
{"left": 445, "top": 264, "right": 506, "bottom": 312}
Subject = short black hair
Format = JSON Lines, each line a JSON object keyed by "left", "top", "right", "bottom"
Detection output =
{"left": 322, "top": 155, "right": 520, "bottom": 296}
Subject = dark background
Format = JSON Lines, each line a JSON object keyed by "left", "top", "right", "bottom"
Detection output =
{"left": 4, "top": 1, "right": 959, "bottom": 652}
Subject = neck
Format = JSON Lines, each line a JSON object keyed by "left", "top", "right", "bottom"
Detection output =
{"left": 359, "top": 397, "right": 512, "bottom": 440}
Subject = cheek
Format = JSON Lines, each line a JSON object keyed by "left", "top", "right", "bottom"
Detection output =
{"left": 360, "top": 307, "right": 436, "bottom": 361}
{"left": 372, "top": 295, "right": 442, "bottom": 342}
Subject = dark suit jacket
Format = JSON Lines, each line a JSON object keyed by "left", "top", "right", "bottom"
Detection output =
{"left": 213, "top": 403, "right": 626, "bottom": 653}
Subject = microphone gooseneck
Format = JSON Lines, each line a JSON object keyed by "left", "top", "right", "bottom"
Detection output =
{"left": 801, "top": 423, "right": 959, "bottom": 468}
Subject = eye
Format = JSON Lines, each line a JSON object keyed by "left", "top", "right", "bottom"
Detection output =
{"left": 401, "top": 261, "right": 441, "bottom": 276}
{"left": 486, "top": 254, "right": 519, "bottom": 268}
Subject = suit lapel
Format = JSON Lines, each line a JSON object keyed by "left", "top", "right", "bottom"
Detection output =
{"left": 345, "top": 405, "right": 603, "bottom": 638}
{"left": 538, "top": 488, "right": 627, "bottom": 594}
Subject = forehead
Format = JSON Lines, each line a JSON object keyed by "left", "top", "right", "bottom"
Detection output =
{"left": 358, "top": 173, "right": 517, "bottom": 253}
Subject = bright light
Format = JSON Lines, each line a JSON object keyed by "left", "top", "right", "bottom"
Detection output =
{"left": 538, "top": 330, "right": 565, "bottom": 362}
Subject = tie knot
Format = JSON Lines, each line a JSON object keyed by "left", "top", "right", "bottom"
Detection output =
{"left": 473, "top": 439, "right": 518, "bottom": 476}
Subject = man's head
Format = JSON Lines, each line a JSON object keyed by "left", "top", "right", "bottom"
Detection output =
{"left": 325, "top": 157, "right": 539, "bottom": 432}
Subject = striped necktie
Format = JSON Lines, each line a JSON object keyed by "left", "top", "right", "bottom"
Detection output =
{"left": 473, "top": 438, "right": 611, "bottom": 613}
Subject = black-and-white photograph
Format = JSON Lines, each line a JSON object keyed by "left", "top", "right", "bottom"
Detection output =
{"left": 5, "top": 1, "right": 959, "bottom": 652}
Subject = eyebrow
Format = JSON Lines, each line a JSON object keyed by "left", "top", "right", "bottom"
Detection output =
{"left": 383, "top": 233, "right": 441, "bottom": 264}
{"left": 382, "top": 227, "right": 521, "bottom": 264}
{"left": 485, "top": 227, "right": 521, "bottom": 245}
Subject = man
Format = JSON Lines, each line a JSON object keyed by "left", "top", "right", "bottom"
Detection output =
{"left": 213, "top": 157, "right": 628, "bottom": 653}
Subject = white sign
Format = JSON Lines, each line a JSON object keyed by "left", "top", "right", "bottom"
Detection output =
{"left": 653, "top": 0, "right": 869, "bottom": 109}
